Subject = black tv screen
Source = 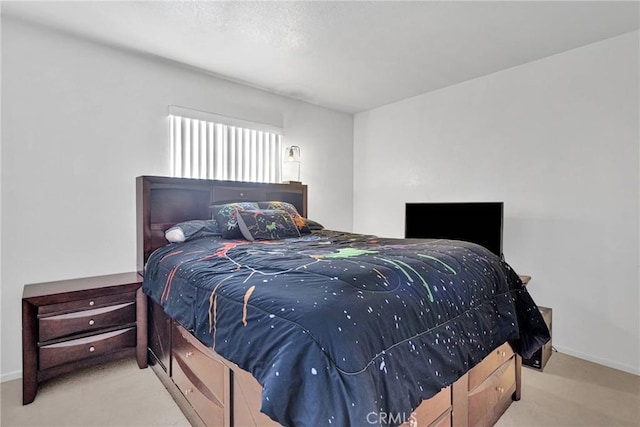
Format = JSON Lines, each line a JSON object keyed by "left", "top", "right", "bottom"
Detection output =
{"left": 405, "top": 202, "right": 504, "bottom": 257}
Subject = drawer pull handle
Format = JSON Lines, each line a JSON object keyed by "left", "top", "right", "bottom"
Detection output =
{"left": 239, "top": 192, "right": 244, "bottom": 197}
{"left": 88, "top": 319, "right": 95, "bottom": 326}
{"left": 185, "top": 351, "right": 193, "bottom": 358}
{"left": 185, "top": 388, "right": 193, "bottom": 395}
{"left": 498, "top": 350, "right": 506, "bottom": 358}
{"left": 89, "top": 300, "right": 95, "bottom": 306}
{"left": 89, "top": 346, "right": 96, "bottom": 353}
{"left": 496, "top": 386, "right": 504, "bottom": 394}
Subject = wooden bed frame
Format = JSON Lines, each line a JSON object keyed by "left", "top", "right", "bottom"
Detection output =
{"left": 136, "top": 175, "right": 521, "bottom": 427}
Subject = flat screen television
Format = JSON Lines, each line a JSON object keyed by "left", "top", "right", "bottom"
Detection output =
{"left": 405, "top": 202, "right": 504, "bottom": 257}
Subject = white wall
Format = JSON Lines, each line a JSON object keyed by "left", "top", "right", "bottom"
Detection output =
{"left": 0, "top": 17, "right": 353, "bottom": 380}
{"left": 354, "top": 32, "right": 639, "bottom": 375}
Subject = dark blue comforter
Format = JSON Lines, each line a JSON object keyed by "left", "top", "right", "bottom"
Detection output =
{"left": 143, "top": 230, "right": 549, "bottom": 427}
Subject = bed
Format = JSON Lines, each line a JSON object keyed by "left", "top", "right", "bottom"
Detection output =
{"left": 136, "top": 175, "right": 550, "bottom": 427}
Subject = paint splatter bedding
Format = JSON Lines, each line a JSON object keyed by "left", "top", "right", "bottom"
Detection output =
{"left": 143, "top": 230, "right": 550, "bottom": 427}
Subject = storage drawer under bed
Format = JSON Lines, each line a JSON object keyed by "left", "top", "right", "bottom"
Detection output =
{"left": 468, "top": 342, "right": 514, "bottom": 392}
{"left": 403, "top": 385, "right": 452, "bottom": 427}
{"left": 468, "top": 356, "right": 516, "bottom": 427}
{"left": 172, "top": 323, "right": 231, "bottom": 427}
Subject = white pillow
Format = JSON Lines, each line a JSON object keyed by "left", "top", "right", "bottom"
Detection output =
{"left": 165, "top": 228, "right": 186, "bottom": 243}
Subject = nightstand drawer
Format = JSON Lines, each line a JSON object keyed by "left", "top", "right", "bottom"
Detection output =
{"left": 39, "top": 327, "right": 136, "bottom": 370}
{"left": 468, "top": 342, "right": 514, "bottom": 391}
{"left": 39, "top": 302, "right": 136, "bottom": 342}
{"left": 38, "top": 291, "right": 136, "bottom": 316}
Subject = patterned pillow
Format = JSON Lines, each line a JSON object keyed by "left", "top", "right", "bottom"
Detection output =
{"left": 211, "top": 202, "right": 260, "bottom": 239}
{"left": 237, "top": 209, "right": 301, "bottom": 241}
{"left": 257, "top": 201, "right": 310, "bottom": 234}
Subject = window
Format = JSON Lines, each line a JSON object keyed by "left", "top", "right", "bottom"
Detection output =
{"left": 169, "top": 106, "right": 283, "bottom": 183}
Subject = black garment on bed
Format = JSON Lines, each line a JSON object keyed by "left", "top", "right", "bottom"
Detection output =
{"left": 143, "top": 230, "right": 549, "bottom": 427}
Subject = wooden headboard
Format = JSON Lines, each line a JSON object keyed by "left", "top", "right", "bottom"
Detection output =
{"left": 136, "top": 175, "right": 308, "bottom": 274}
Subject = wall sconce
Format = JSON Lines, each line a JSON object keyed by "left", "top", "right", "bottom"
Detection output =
{"left": 282, "top": 145, "right": 301, "bottom": 183}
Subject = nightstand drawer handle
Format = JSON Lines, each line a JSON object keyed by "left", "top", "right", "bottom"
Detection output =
{"left": 89, "top": 300, "right": 95, "bottom": 306}
{"left": 88, "top": 319, "right": 95, "bottom": 326}
{"left": 496, "top": 386, "right": 504, "bottom": 394}
{"left": 497, "top": 350, "right": 506, "bottom": 358}
{"left": 185, "top": 388, "right": 193, "bottom": 395}
{"left": 185, "top": 351, "right": 193, "bottom": 358}
{"left": 89, "top": 346, "right": 95, "bottom": 353}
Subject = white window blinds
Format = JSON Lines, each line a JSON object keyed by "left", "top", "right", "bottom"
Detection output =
{"left": 169, "top": 106, "right": 283, "bottom": 183}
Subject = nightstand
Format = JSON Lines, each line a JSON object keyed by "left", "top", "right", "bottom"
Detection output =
{"left": 517, "top": 274, "right": 553, "bottom": 371}
{"left": 22, "top": 272, "right": 148, "bottom": 404}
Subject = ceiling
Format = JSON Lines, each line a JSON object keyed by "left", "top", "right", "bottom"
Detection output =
{"left": 2, "top": 1, "right": 639, "bottom": 114}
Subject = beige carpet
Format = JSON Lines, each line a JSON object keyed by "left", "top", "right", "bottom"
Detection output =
{"left": 1, "top": 352, "right": 638, "bottom": 426}
{"left": 1, "top": 360, "right": 189, "bottom": 427}
{"left": 495, "top": 352, "right": 640, "bottom": 427}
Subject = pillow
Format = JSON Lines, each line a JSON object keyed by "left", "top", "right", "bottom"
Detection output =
{"left": 257, "top": 201, "right": 310, "bottom": 234}
{"left": 236, "top": 209, "right": 301, "bottom": 241}
{"left": 211, "top": 202, "right": 260, "bottom": 239}
{"left": 165, "top": 219, "right": 220, "bottom": 243}
{"left": 306, "top": 219, "right": 325, "bottom": 231}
